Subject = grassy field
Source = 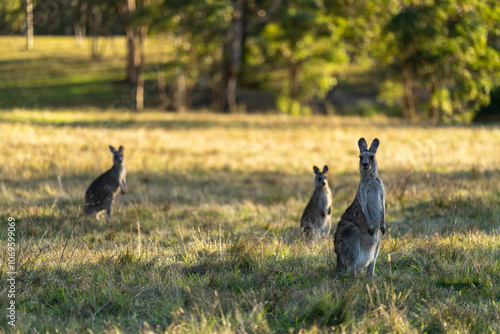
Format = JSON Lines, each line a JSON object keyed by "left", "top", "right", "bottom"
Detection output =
{"left": 0, "top": 110, "right": 499, "bottom": 333}
{"left": 0, "top": 36, "right": 173, "bottom": 110}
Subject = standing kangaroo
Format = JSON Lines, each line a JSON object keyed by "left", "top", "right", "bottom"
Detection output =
{"left": 334, "top": 138, "right": 385, "bottom": 276}
{"left": 84, "top": 145, "right": 127, "bottom": 219}
{"left": 301, "top": 165, "right": 332, "bottom": 241}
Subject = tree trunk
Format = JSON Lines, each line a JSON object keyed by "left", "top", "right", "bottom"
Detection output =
{"left": 226, "top": 0, "right": 246, "bottom": 112}
{"left": 157, "top": 35, "right": 169, "bottom": 111}
{"left": 174, "top": 67, "right": 187, "bottom": 112}
{"left": 74, "top": 0, "right": 87, "bottom": 47}
{"left": 134, "top": 31, "right": 146, "bottom": 112}
{"left": 133, "top": 0, "right": 149, "bottom": 112}
{"left": 125, "top": 0, "right": 137, "bottom": 86}
{"left": 220, "top": 41, "right": 231, "bottom": 112}
{"left": 427, "top": 75, "right": 439, "bottom": 122}
{"left": 219, "top": 0, "right": 246, "bottom": 112}
{"left": 290, "top": 61, "right": 300, "bottom": 101}
{"left": 286, "top": 61, "right": 301, "bottom": 114}
{"left": 135, "top": 75, "right": 144, "bottom": 112}
{"left": 125, "top": 28, "right": 137, "bottom": 85}
{"left": 402, "top": 61, "right": 416, "bottom": 119}
{"left": 90, "top": 3, "right": 102, "bottom": 60}
{"left": 157, "top": 67, "right": 168, "bottom": 111}
{"left": 26, "top": 0, "right": 33, "bottom": 50}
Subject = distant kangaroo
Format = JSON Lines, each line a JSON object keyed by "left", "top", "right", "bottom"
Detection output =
{"left": 301, "top": 165, "right": 332, "bottom": 241}
{"left": 334, "top": 138, "right": 385, "bottom": 276}
{"left": 84, "top": 145, "right": 127, "bottom": 219}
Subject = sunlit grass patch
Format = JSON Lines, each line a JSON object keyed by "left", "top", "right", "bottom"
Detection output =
{"left": 1, "top": 111, "right": 500, "bottom": 332}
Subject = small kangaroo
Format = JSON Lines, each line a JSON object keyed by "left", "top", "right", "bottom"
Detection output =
{"left": 84, "top": 145, "right": 127, "bottom": 219}
{"left": 301, "top": 165, "right": 332, "bottom": 241}
{"left": 334, "top": 138, "right": 385, "bottom": 276}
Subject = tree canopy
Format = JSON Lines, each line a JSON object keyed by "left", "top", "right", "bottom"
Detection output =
{"left": 1, "top": 0, "right": 499, "bottom": 121}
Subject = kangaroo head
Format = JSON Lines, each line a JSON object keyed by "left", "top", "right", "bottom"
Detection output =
{"left": 109, "top": 145, "right": 124, "bottom": 165}
{"left": 313, "top": 165, "right": 329, "bottom": 188}
{"left": 358, "top": 138, "right": 379, "bottom": 172}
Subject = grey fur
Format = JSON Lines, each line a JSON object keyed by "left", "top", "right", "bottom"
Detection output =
{"left": 84, "top": 145, "right": 127, "bottom": 219}
{"left": 301, "top": 165, "right": 332, "bottom": 241}
{"left": 334, "top": 138, "right": 385, "bottom": 276}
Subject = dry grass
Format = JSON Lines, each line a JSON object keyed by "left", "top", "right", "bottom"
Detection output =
{"left": 1, "top": 110, "right": 499, "bottom": 333}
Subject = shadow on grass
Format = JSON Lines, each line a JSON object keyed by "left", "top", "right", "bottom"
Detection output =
{"left": 16, "top": 244, "right": 342, "bottom": 331}
{"left": 2, "top": 112, "right": 489, "bottom": 131}
{"left": 0, "top": 81, "right": 139, "bottom": 110}
{"left": 3, "top": 108, "right": 497, "bottom": 131}
{"left": 4, "top": 168, "right": 499, "bottom": 240}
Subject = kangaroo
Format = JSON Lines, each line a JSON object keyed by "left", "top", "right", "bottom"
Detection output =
{"left": 301, "top": 165, "right": 332, "bottom": 241}
{"left": 84, "top": 145, "right": 127, "bottom": 220}
{"left": 334, "top": 138, "right": 385, "bottom": 276}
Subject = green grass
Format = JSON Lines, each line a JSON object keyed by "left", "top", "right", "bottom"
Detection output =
{"left": 0, "top": 36, "right": 172, "bottom": 110}
{"left": 1, "top": 110, "right": 500, "bottom": 333}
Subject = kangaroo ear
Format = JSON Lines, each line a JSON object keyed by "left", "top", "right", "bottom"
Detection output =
{"left": 119, "top": 145, "right": 124, "bottom": 153}
{"left": 313, "top": 166, "right": 320, "bottom": 174}
{"left": 322, "top": 165, "right": 328, "bottom": 174}
{"left": 109, "top": 146, "right": 116, "bottom": 153}
{"left": 358, "top": 138, "right": 368, "bottom": 153}
{"left": 369, "top": 138, "right": 380, "bottom": 153}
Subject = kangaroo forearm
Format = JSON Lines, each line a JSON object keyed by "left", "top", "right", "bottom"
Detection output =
{"left": 368, "top": 217, "right": 381, "bottom": 229}
{"left": 366, "top": 210, "right": 384, "bottom": 228}
{"left": 120, "top": 180, "right": 127, "bottom": 194}
{"left": 361, "top": 203, "right": 379, "bottom": 228}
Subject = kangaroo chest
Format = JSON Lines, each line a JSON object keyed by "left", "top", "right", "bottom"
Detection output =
{"left": 317, "top": 194, "right": 329, "bottom": 210}
{"left": 112, "top": 166, "right": 126, "bottom": 182}
{"left": 108, "top": 166, "right": 125, "bottom": 193}
{"left": 357, "top": 178, "right": 378, "bottom": 204}
{"left": 314, "top": 189, "right": 331, "bottom": 214}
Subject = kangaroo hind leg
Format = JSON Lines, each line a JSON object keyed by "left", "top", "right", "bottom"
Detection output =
{"left": 336, "top": 222, "right": 361, "bottom": 276}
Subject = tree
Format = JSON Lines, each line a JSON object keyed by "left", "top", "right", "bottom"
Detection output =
{"left": 25, "top": 0, "right": 33, "bottom": 50}
{"left": 116, "top": 0, "right": 138, "bottom": 86}
{"left": 222, "top": 0, "right": 281, "bottom": 112}
{"left": 133, "top": 0, "right": 150, "bottom": 112}
{"left": 116, "top": 0, "right": 152, "bottom": 111}
{"left": 0, "top": 0, "right": 24, "bottom": 34}
{"left": 154, "top": 0, "right": 230, "bottom": 111}
{"left": 261, "top": 0, "right": 348, "bottom": 114}
{"left": 74, "top": 0, "right": 88, "bottom": 47}
{"left": 382, "top": 0, "right": 500, "bottom": 122}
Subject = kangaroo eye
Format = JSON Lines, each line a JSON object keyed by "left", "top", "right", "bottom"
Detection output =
{"left": 370, "top": 156, "right": 374, "bottom": 160}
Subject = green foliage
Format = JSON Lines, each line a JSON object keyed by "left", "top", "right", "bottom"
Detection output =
{"left": 261, "top": 0, "right": 348, "bottom": 114}
{"left": 276, "top": 93, "right": 311, "bottom": 115}
{"left": 0, "top": 0, "right": 24, "bottom": 33}
{"left": 377, "top": 79, "right": 404, "bottom": 108}
{"left": 1, "top": 0, "right": 499, "bottom": 120}
{"left": 381, "top": 0, "right": 500, "bottom": 122}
